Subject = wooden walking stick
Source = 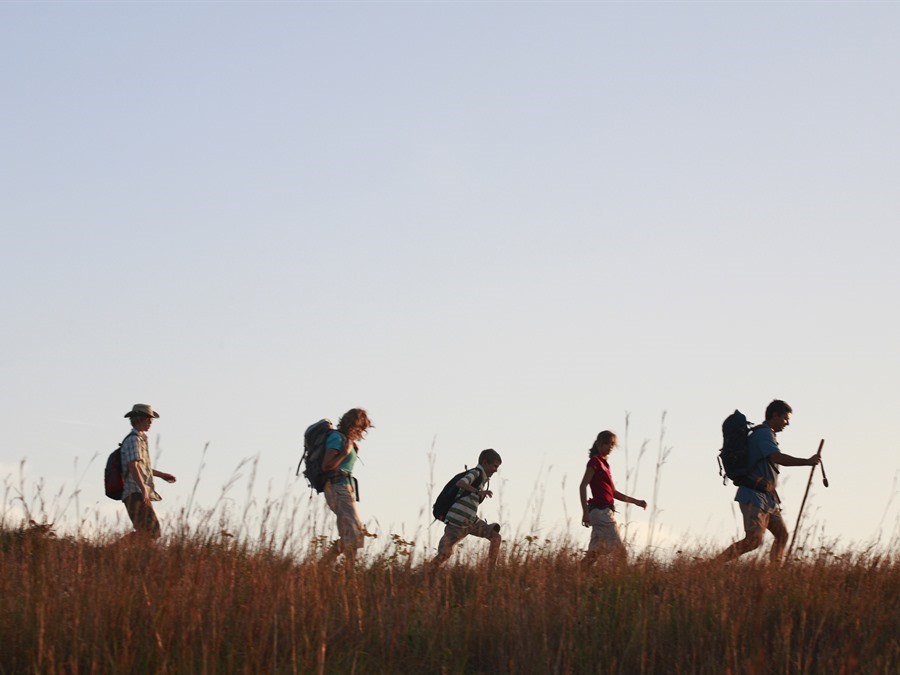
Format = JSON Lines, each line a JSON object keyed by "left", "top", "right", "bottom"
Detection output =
{"left": 786, "top": 439, "right": 825, "bottom": 559}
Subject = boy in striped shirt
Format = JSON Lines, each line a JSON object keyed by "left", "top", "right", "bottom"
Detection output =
{"left": 433, "top": 448, "right": 502, "bottom": 566}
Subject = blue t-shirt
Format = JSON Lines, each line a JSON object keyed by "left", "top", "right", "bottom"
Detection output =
{"left": 735, "top": 423, "right": 781, "bottom": 511}
{"left": 325, "top": 430, "right": 357, "bottom": 485}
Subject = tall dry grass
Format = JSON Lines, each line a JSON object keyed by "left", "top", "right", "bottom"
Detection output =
{"left": 2, "top": 518, "right": 897, "bottom": 674}
{"left": 3, "top": 417, "right": 898, "bottom": 674}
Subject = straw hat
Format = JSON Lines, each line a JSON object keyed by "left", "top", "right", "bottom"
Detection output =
{"left": 124, "top": 403, "right": 160, "bottom": 419}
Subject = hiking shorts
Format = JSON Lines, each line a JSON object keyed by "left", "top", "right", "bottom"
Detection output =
{"left": 324, "top": 480, "right": 363, "bottom": 552}
{"left": 437, "top": 518, "right": 500, "bottom": 559}
{"left": 587, "top": 507, "right": 625, "bottom": 555}
{"left": 740, "top": 501, "right": 787, "bottom": 541}
{"left": 123, "top": 493, "right": 161, "bottom": 539}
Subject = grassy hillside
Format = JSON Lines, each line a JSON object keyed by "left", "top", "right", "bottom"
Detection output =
{"left": 1, "top": 522, "right": 897, "bottom": 674}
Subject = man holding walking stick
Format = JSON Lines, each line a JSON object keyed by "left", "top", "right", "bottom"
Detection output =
{"left": 715, "top": 400, "right": 820, "bottom": 564}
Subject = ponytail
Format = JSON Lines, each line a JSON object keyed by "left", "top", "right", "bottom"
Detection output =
{"left": 589, "top": 430, "right": 616, "bottom": 457}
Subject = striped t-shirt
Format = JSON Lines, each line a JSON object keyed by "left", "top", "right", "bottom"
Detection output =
{"left": 444, "top": 466, "right": 487, "bottom": 528}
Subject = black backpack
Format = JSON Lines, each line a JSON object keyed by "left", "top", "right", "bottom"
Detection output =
{"left": 432, "top": 467, "right": 484, "bottom": 522}
{"left": 719, "top": 410, "right": 778, "bottom": 492}
{"left": 718, "top": 410, "right": 758, "bottom": 486}
{"left": 104, "top": 431, "right": 136, "bottom": 500}
{"left": 718, "top": 411, "right": 777, "bottom": 493}
{"left": 297, "top": 419, "right": 340, "bottom": 493}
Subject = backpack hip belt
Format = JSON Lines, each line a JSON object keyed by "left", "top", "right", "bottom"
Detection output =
{"left": 325, "top": 470, "right": 360, "bottom": 502}
{"left": 325, "top": 469, "right": 352, "bottom": 482}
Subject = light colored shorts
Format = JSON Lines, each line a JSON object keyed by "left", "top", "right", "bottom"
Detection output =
{"left": 739, "top": 501, "right": 787, "bottom": 539}
{"left": 588, "top": 507, "right": 625, "bottom": 554}
{"left": 437, "top": 518, "right": 500, "bottom": 559}
{"left": 324, "top": 480, "right": 363, "bottom": 552}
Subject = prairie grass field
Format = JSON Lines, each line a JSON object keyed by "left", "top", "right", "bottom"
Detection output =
{"left": 2, "top": 516, "right": 898, "bottom": 675}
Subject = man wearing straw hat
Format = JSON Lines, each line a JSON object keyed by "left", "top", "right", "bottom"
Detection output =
{"left": 121, "top": 403, "right": 176, "bottom": 538}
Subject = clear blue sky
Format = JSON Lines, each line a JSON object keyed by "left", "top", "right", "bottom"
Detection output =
{"left": 2, "top": 2, "right": 898, "bottom": 557}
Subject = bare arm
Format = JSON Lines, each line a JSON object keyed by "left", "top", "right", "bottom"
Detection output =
{"left": 321, "top": 447, "right": 348, "bottom": 472}
{"left": 456, "top": 476, "right": 492, "bottom": 499}
{"left": 153, "top": 469, "right": 176, "bottom": 483}
{"left": 770, "top": 452, "right": 820, "bottom": 468}
{"left": 613, "top": 490, "right": 647, "bottom": 509}
{"left": 579, "top": 467, "right": 595, "bottom": 526}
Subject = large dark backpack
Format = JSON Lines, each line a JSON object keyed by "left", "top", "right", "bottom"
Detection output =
{"left": 104, "top": 431, "right": 136, "bottom": 500}
{"left": 297, "top": 419, "right": 341, "bottom": 493}
{"left": 432, "top": 467, "right": 484, "bottom": 522}
{"left": 718, "top": 410, "right": 757, "bottom": 486}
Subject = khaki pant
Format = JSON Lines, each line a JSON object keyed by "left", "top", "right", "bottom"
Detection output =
{"left": 123, "top": 493, "right": 161, "bottom": 539}
{"left": 587, "top": 507, "right": 625, "bottom": 556}
{"left": 324, "top": 480, "right": 363, "bottom": 554}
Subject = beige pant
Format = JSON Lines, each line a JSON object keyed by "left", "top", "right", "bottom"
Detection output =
{"left": 324, "top": 480, "right": 363, "bottom": 553}
{"left": 587, "top": 507, "right": 626, "bottom": 555}
{"left": 123, "top": 493, "right": 161, "bottom": 539}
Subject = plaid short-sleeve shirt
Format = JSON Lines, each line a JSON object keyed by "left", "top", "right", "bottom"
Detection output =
{"left": 120, "top": 429, "right": 160, "bottom": 501}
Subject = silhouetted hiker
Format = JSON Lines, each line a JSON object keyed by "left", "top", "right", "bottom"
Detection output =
{"left": 715, "top": 400, "right": 820, "bottom": 563}
{"left": 121, "top": 404, "right": 175, "bottom": 539}
{"left": 578, "top": 430, "right": 646, "bottom": 565}
{"left": 432, "top": 448, "right": 502, "bottom": 567}
{"left": 320, "top": 408, "right": 374, "bottom": 566}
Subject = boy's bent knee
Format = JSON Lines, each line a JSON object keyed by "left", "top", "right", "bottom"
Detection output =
{"left": 489, "top": 523, "right": 501, "bottom": 542}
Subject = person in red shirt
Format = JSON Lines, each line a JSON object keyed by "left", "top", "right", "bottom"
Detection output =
{"left": 578, "top": 430, "right": 647, "bottom": 565}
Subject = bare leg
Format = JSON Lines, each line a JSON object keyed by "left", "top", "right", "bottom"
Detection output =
{"left": 715, "top": 532, "right": 764, "bottom": 563}
{"left": 716, "top": 502, "right": 769, "bottom": 563}
{"left": 768, "top": 512, "right": 789, "bottom": 563}
{"left": 487, "top": 525, "right": 501, "bottom": 566}
{"left": 433, "top": 525, "right": 463, "bottom": 566}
